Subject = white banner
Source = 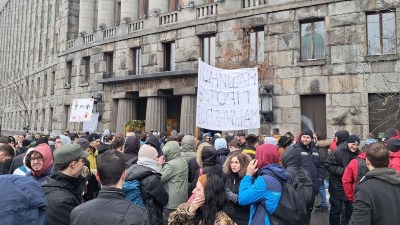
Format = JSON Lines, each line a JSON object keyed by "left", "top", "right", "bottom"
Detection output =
{"left": 196, "top": 60, "right": 260, "bottom": 130}
{"left": 83, "top": 113, "right": 99, "bottom": 132}
{"left": 70, "top": 98, "right": 94, "bottom": 122}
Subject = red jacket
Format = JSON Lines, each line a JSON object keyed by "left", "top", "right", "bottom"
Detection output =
{"left": 330, "top": 139, "right": 337, "bottom": 152}
{"left": 389, "top": 151, "right": 400, "bottom": 175}
{"left": 342, "top": 152, "right": 366, "bottom": 202}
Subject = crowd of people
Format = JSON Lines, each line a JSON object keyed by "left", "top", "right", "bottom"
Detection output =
{"left": 0, "top": 127, "right": 399, "bottom": 225}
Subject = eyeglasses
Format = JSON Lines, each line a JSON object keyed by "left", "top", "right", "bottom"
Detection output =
{"left": 55, "top": 141, "right": 62, "bottom": 144}
{"left": 31, "top": 157, "right": 43, "bottom": 162}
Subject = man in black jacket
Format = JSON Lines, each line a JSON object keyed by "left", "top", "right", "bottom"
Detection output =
{"left": 349, "top": 142, "right": 400, "bottom": 225}
{"left": 71, "top": 150, "right": 150, "bottom": 225}
{"left": 42, "top": 144, "right": 89, "bottom": 225}
{"left": 325, "top": 135, "right": 360, "bottom": 225}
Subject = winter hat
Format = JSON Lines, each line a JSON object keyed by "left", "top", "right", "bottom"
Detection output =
{"left": 22, "top": 139, "right": 32, "bottom": 147}
{"left": 278, "top": 136, "right": 292, "bottom": 148}
{"left": 214, "top": 138, "right": 227, "bottom": 150}
{"left": 59, "top": 135, "right": 72, "bottom": 145}
{"left": 385, "top": 128, "right": 400, "bottom": 140}
{"left": 301, "top": 128, "right": 313, "bottom": 138}
{"left": 264, "top": 137, "right": 278, "bottom": 146}
{"left": 103, "top": 129, "right": 110, "bottom": 137}
{"left": 138, "top": 144, "right": 158, "bottom": 159}
{"left": 36, "top": 137, "right": 49, "bottom": 146}
{"left": 53, "top": 144, "right": 89, "bottom": 164}
{"left": 77, "top": 138, "right": 90, "bottom": 150}
{"left": 198, "top": 174, "right": 208, "bottom": 188}
{"left": 97, "top": 144, "right": 109, "bottom": 154}
{"left": 347, "top": 135, "right": 360, "bottom": 145}
{"left": 255, "top": 143, "right": 280, "bottom": 169}
{"left": 87, "top": 133, "right": 101, "bottom": 142}
{"left": 386, "top": 137, "right": 400, "bottom": 152}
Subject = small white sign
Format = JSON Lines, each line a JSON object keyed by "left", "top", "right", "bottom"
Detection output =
{"left": 70, "top": 98, "right": 94, "bottom": 122}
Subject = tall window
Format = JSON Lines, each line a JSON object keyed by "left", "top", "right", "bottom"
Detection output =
{"left": 367, "top": 11, "right": 396, "bottom": 55}
{"left": 168, "top": 0, "right": 177, "bottom": 12}
{"left": 131, "top": 48, "right": 142, "bottom": 75}
{"left": 201, "top": 36, "right": 216, "bottom": 66}
{"left": 50, "top": 71, "right": 55, "bottom": 94}
{"left": 249, "top": 28, "right": 265, "bottom": 64}
{"left": 66, "top": 61, "right": 72, "bottom": 85}
{"left": 300, "top": 20, "right": 325, "bottom": 61}
{"left": 104, "top": 52, "right": 114, "bottom": 78}
{"left": 163, "top": 42, "right": 176, "bottom": 71}
{"left": 115, "top": 2, "right": 121, "bottom": 24}
{"left": 83, "top": 57, "right": 90, "bottom": 82}
{"left": 43, "top": 75, "right": 47, "bottom": 96}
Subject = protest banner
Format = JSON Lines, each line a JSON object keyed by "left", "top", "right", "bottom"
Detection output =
{"left": 196, "top": 59, "right": 260, "bottom": 130}
{"left": 69, "top": 98, "right": 94, "bottom": 122}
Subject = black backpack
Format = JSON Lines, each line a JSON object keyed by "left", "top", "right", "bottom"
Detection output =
{"left": 261, "top": 169, "right": 315, "bottom": 225}
{"left": 356, "top": 158, "right": 368, "bottom": 184}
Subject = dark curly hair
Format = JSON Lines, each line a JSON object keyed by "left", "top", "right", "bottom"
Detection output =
{"left": 194, "top": 174, "right": 233, "bottom": 225}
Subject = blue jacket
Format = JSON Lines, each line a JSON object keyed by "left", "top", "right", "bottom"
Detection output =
{"left": 238, "top": 164, "right": 289, "bottom": 225}
{"left": 0, "top": 175, "right": 47, "bottom": 225}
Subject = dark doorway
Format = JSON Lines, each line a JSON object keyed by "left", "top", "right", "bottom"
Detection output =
{"left": 300, "top": 95, "right": 327, "bottom": 138}
{"left": 137, "top": 98, "right": 147, "bottom": 120}
{"left": 368, "top": 93, "right": 400, "bottom": 136}
{"left": 167, "top": 96, "right": 181, "bottom": 135}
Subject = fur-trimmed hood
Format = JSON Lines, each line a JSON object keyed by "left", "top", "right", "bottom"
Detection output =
{"left": 223, "top": 152, "right": 251, "bottom": 178}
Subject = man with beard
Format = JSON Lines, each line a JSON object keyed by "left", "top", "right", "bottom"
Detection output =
{"left": 325, "top": 135, "right": 361, "bottom": 225}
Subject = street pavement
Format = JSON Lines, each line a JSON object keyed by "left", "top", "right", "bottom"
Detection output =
{"left": 311, "top": 195, "right": 329, "bottom": 225}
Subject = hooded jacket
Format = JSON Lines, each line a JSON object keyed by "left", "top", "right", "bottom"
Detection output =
{"left": 42, "top": 171, "right": 87, "bottom": 225}
{"left": 342, "top": 152, "right": 367, "bottom": 202}
{"left": 126, "top": 163, "right": 168, "bottom": 225}
{"left": 349, "top": 167, "right": 400, "bottom": 225}
{"left": 389, "top": 150, "right": 400, "bottom": 174}
{"left": 160, "top": 141, "right": 188, "bottom": 209}
{"left": 238, "top": 164, "right": 289, "bottom": 225}
{"left": 25, "top": 144, "right": 54, "bottom": 184}
{"left": 317, "top": 139, "right": 331, "bottom": 179}
{"left": 146, "top": 135, "right": 162, "bottom": 157}
{"left": 325, "top": 142, "right": 360, "bottom": 200}
{"left": 0, "top": 175, "right": 47, "bottom": 225}
{"left": 124, "top": 136, "right": 141, "bottom": 164}
{"left": 181, "top": 135, "right": 196, "bottom": 162}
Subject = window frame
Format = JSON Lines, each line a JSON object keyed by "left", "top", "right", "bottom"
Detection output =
{"left": 163, "top": 42, "right": 176, "bottom": 71}
{"left": 248, "top": 27, "right": 265, "bottom": 64}
{"left": 104, "top": 52, "right": 114, "bottom": 78}
{"left": 201, "top": 36, "right": 216, "bottom": 66}
{"left": 131, "top": 47, "right": 142, "bottom": 75}
{"left": 366, "top": 10, "right": 397, "bottom": 56}
{"left": 300, "top": 20, "right": 326, "bottom": 61}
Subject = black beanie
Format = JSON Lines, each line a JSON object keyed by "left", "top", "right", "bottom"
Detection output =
{"left": 301, "top": 128, "right": 313, "bottom": 138}
{"left": 387, "top": 138, "right": 400, "bottom": 152}
{"left": 347, "top": 135, "right": 360, "bottom": 145}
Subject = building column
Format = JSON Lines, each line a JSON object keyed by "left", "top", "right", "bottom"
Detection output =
{"left": 97, "top": 0, "right": 115, "bottom": 28}
{"left": 148, "top": 0, "right": 168, "bottom": 14}
{"left": 79, "top": 0, "right": 96, "bottom": 33}
{"left": 145, "top": 97, "right": 167, "bottom": 132}
{"left": 116, "top": 99, "right": 137, "bottom": 133}
{"left": 121, "top": 0, "right": 139, "bottom": 22}
{"left": 180, "top": 95, "right": 196, "bottom": 135}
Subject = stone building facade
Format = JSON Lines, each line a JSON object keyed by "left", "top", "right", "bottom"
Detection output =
{"left": 0, "top": 0, "right": 399, "bottom": 138}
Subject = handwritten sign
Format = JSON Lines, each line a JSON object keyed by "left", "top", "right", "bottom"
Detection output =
{"left": 69, "top": 98, "right": 94, "bottom": 122}
{"left": 196, "top": 60, "right": 260, "bottom": 130}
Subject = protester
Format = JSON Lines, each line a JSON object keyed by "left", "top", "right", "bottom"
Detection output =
{"left": 238, "top": 143, "right": 288, "bottom": 225}
{"left": 159, "top": 141, "right": 189, "bottom": 224}
{"left": 42, "top": 144, "right": 88, "bottom": 225}
{"left": 180, "top": 135, "right": 196, "bottom": 162}
{"left": 241, "top": 134, "right": 259, "bottom": 159}
{"left": 70, "top": 150, "right": 150, "bottom": 225}
{"left": 222, "top": 151, "right": 251, "bottom": 225}
{"left": 168, "top": 174, "right": 236, "bottom": 225}
{"left": 25, "top": 143, "right": 53, "bottom": 184}
{"left": 0, "top": 143, "right": 15, "bottom": 175}
{"left": 349, "top": 142, "right": 400, "bottom": 225}
{"left": 124, "top": 135, "right": 141, "bottom": 164}
{"left": 125, "top": 145, "right": 168, "bottom": 225}
{"left": 214, "top": 137, "right": 230, "bottom": 166}
{"left": 325, "top": 135, "right": 361, "bottom": 225}
{"left": 0, "top": 175, "right": 47, "bottom": 225}
{"left": 387, "top": 137, "right": 400, "bottom": 174}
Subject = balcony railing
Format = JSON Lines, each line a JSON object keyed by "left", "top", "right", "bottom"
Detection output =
{"left": 197, "top": 3, "right": 218, "bottom": 19}
{"left": 67, "top": 39, "right": 76, "bottom": 49}
{"left": 83, "top": 33, "right": 94, "bottom": 44}
{"left": 160, "top": 12, "right": 178, "bottom": 25}
{"left": 104, "top": 27, "right": 117, "bottom": 39}
{"left": 128, "top": 20, "right": 144, "bottom": 33}
{"left": 242, "top": 0, "right": 267, "bottom": 8}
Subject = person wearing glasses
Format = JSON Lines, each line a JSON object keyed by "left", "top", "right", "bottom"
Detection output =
{"left": 25, "top": 143, "right": 54, "bottom": 184}
{"left": 42, "top": 144, "right": 89, "bottom": 225}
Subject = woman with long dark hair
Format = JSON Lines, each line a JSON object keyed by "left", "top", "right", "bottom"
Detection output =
{"left": 222, "top": 152, "right": 252, "bottom": 225}
{"left": 168, "top": 174, "right": 236, "bottom": 225}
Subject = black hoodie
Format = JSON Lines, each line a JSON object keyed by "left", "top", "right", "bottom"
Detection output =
{"left": 146, "top": 135, "right": 162, "bottom": 157}
{"left": 335, "top": 130, "right": 350, "bottom": 146}
{"left": 124, "top": 136, "right": 140, "bottom": 164}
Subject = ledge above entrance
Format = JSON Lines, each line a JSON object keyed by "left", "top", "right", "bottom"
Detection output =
{"left": 97, "top": 70, "right": 198, "bottom": 84}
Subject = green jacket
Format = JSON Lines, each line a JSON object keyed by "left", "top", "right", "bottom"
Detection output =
{"left": 180, "top": 135, "right": 196, "bottom": 162}
{"left": 160, "top": 141, "right": 189, "bottom": 209}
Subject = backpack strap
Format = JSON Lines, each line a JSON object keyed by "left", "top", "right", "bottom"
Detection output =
{"left": 356, "top": 158, "right": 368, "bottom": 184}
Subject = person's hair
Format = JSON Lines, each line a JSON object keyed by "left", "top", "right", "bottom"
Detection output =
{"left": 110, "top": 136, "right": 125, "bottom": 150}
{"left": 245, "top": 134, "right": 258, "bottom": 146}
{"left": 285, "top": 132, "right": 294, "bottom": 139}
{"left": 69, "top": 133, "right": 80, "bottom": 141}
{"left": 0, "top": 144, "right": 15, "bottom": 157}
{"left": 228, "top": 139, "right": 239, "bottom": 149}
{"left": 366, "top": 142, "right": 389, "bottom": 168}
{"left": 223, "top": 151, "right": 251, "bottom": 178}
{"left": 8, "top": 136, "right": 16, "bottom": 144}
{"left": 139, "top": 132, "right": 148, "bottom": 141}
{"left": 194, "top": 174, "right": 233, "bottom": 225}
{"left": 272, "top": 128, "right": 280, "bottom": 135}
{"left": 366, "top": 133, "right": 375, "bottom": 139}
{"left": 54, "top": 157, "right": 81, "bottom": 171}
{"left": 105, "top": 135, "right": 114, "bottom": 142}
{"left": 96, "top": 150, "right": 127, "bottom": 186}
{"left": 237, "top": 132, "right": 246, "bottom": 137}
{"left": 0, "top": 136, "right": 10, "bottom": 144}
